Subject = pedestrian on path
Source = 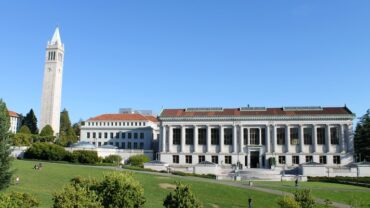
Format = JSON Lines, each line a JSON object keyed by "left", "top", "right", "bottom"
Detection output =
{"left": 248, "top": 197, "right": 252, "bottom": 208}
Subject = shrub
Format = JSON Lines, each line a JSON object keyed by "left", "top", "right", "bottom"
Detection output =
{"left": 11, "top": 133, "right": 32, "bottom": 146}
{"left": 127, "top": 154, "right": 150, "bottom": 167}
{"left": 277, "top": 195, "right": 300, "bottom": 208}
{"left": 294, "top": 189, "right": 315, "bottom": 208}
{"left": 71, "top": 150, "right": 99, "bottom": 164}
{"left": 308, "top": 176, "right": 370, "bottom": 188}
{"left": 97, "top": 172, "right": 146, "bottom": 208}
{"left": 0, "top": 191, "right": 39, "bottom": 208}
{"left": 163, "top": 182, "right": 202, "bottom": 208}
{"left": 24, "top": 142, "right": 68, "bottom": 161}
{"left": 102, "top": 155, "right": 122, "bottom": 164}
{"left": 19, "top": 125, "right": 31, "bottom": 134}
{"left": 53, "top": 184, "right": 102, "bottom": 208}
{"left": 39, "top": 125, "right": 54, "bottom": 137}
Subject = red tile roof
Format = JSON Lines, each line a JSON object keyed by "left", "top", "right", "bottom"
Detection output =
{"left": 8, "top": 111, "right": 19, "bottom": 117}
{"left": 160, "top": 107, "right": 353, "bottom": 117}
{"left": 88, "top": 114, "right": 158, "bottom": 122}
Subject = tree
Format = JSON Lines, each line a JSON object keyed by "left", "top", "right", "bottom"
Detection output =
{"left": 72, "top": 120, "right": 83, "bottom": 137}
{"left": 294, "top": 189, "right": 315, "bottom": 208}
{"left": 19, "top": 125, "right": 31, "bottom": 134}
{"left": 163, "top": 182, "right": 202, "bottom": 208}
{"left": 0, "top": 191, "right": 39, "bottom": 208}
{"left": 0, "top": 99, "right": 13, "bottom": 190}
{"left": 354, "top": 110, "right": 370, "bottom": 161}
{"left": 127, "top": 155, "right": 150, "bottom": 167}
{"left": 53, "top": 184, "right": 102, "bottom": 208}
{"left": 58, "top": 109, "right": 77, "bottom": 146}
{"left": 22, "top": 109, "right": 38, "bottom": 134}
{"left": 40, "top": 125, "right": 54, "bottom": 137}
{"left": 277, "top": 195, "right": 300, "bottom": 208}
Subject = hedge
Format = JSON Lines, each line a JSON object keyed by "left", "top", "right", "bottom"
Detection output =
{"left": 308, "top": 176, "right": 370, "bottom": 188}
{"left": 24, "top": 143, "right": 68, "bottom": 161}
{"left": 127, "top": 155, "right": 150, "bottom": 167}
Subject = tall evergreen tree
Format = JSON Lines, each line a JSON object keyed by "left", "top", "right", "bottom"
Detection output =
{"left": 354, "top": 109, "right": 370, "bottom": 161}
{"left": 0, "top": 99, "right": 13, "bottom": 190}
{"left": 22, "top": 109, "right": 38, "bottom": 134}
{"left": 58, "top": 109, "right": 77, "bottom": 146}
{"left": 40, "top": 125, "right": 54, "bottom": 137}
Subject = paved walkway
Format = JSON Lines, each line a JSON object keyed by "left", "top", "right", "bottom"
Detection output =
{"left": 89, "top": 165, "right": 351, "bottom": 208}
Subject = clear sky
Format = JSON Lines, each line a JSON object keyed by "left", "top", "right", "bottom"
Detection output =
{"left": 0, "top": 1, "right": 369, "bottom": 124}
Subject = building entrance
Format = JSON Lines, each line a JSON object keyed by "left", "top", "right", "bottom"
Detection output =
{"left": 250, "top": 151, "right": 260, "bottom": 168}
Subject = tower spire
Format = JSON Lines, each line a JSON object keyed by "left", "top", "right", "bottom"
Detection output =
{"left": 50, "top": 27, "right": 62, "bottom": 46}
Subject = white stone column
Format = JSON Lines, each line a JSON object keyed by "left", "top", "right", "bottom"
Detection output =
{"left": 258, "top": 127, "right": 262, "bottom": 146}
{"left": 312, "top": 125, "right": 317, "bottom": 153}
{"left": 285, "top": 125, "right": 291, "bottom": 153}
{"left": 181, "top": 125, "right": 186, "bottom": 153}
{"left": 168, "top": 126, "right": 173, "bottom": 152}
{"left": 240, "top": 125, "right": 244, "bottom": 153}
{"left": 340, "top": 124, "right": 345, "bottom": 153}
{"left": 266, "top": 125, "right": 270, "bottom": 153}
{"left": 299, "top": 125, "right": 304, "bottom": 153}
{"left": 326, "top": 124, "right": 331, "bottom": 153}
{"left": 161, "top": 125, "right": 166, "bottom": 152}
{"left": 194, "top": 126, "right": 198, "bottom": 153}
{"left": 233, "top": 125, "right": 237, "bottom": 153}
{"left": 246, "top": 127, "right": 250, "bottom": 146}
{"left": 207, "top": 125, "right": 212, "bottom": 153}
{"left": 220, "top": 125, "right": 224, "bottom": 153}
{"left": 273, "top": 125, "right": 277, "bottom": 152}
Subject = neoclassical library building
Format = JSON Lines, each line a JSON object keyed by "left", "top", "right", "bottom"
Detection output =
{"left": 158, "top": 106, "right": 355, "bottom": 168}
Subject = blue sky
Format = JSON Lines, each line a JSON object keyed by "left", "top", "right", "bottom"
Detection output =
{"left": 0, "top": 1, "right": 369, "bottom": 123}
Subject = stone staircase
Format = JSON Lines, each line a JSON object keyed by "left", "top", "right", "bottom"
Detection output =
{"left": 217, "top": 168, "right": 283, "bottom": 181}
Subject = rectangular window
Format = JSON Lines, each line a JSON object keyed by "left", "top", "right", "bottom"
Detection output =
{"left": 243, "top": 128, "right": 248, "bottom": 145}
{"left": 292, "top": 156, "right": 299, "bottom": 165}
{"left": 198, "top": 155, "right": 205, "bottom": 163}
{"left": 211, "top": 128, "right": 220, "bottom": 145}
{"left": 198, "top": 128, "right": 207, "bottom": 145}
{"left": 173, "top": 155, "right": 179, "bottom": 164}
{"left": 290, "top": 128, "right": 299, "bottom": 145}
{"left": 93, "top": 132, "right": 96, "bottom": 138}
{"left": 122, "top": 143, "right": 126, "bottom": 149}
{"left": 134, "top": 133, "right": 138, "bottom": 139}
{"left": 330, "top": 127, "right": 339, "bottom": 145}
{"left": 185, "top": 128, "right": 194, "bottom": 145}
{"left": 225, "top": 156, "right": 232, "bottom": 164}
{"left": 319, "top": 156, "right": 327, "bottom": 164}
{"left": 98, "top": 133, "right": 102, "bottom": 139}
{"left": 104, "top": 132, "right": 108, "bottom": 139}
{"left": 261, "top": 128, "right": 266, "bottom": 145}
{"left": 173, "top": 128, "right": 181, "bottom": 145}
{"left": 128, "top": 133, "right": 132, "bottom": 139}
{"left": 333, "top": 156, "right": 341, "bottom": 164}
{"left": 317, "top": 128, "right": 326, "bottom": 145}
{"left": 134, "top": 142, "right": 137, "bottom": 149}
{"left": 87, "top": 132, "right": 90, "bottom": 139}
{"left": 98, "top": 142, "right": 101, "bottom": 146}
{"left": 116, "top": 132, "right": 120, "bottom": 139}
{"left": 128, "top": 142, "right": 131, "bottom": 149}
{"left": 224, "top": 128, "right": 233, "bottom": 145}
{"left": 277, "top": 128, "right": 285, "bottom": 145}
{"left": 122, "top": 132, "right": 126, "bottom": 139}
{"left": 140, "top": 132, "right": 144, "bottom": 139}
{"left": 109, "top": 142, "right": 113, "bottom": 145}
{"left": 305, "top": 156, "right": 313, "bottom": 163}
{"left": 110, "top": 132, "right": 114, "bottom": 139}
{"left": 186, "top": 155, "right": 192, "bottom": 164}
{"left": 103, "top": 142, "right": 107, "bottom": 145}
{"left": 279, "top": 156, "right": 286, "bottom": 164}
{"left": 250, "top": 128, "right": 259, "bottom": 145}
{"left": 115, "top": 142, "right": 119, "bottom": 147}
{"left": 304, "top": 128, "right": 312, "bottom": 145}
{"left": 211, "top": 156, "right": 218, "bottom": 164}
{"left": 139, "top": 142, "right": 144, "bottom": 149}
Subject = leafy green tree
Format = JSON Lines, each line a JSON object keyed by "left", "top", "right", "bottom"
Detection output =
{"left": 22, "top": 109, "right": 38, "bottom": 134}
{"left": 53, "top": 184, "right": 102, "bottom": 208}
{"left": 97, "top": 172, "right": 146, "bottom": 208}
{"left": 72, "top": 121, "right": 83, "bottom": 137}
{"left": 277, "top": 195, "right": 300, "bottom": 208}
{"left": 294, "top": 189, "right": 315, "bottom": 208}
{"left": 354, "top": 109, "right": 370, "bottom": 161}
{"left": 163, "top": 182, "right": 202, "bottom": 208}
{"left": 11, "top": 133, "right": 32, "bottom": 146}
{"left": 40, "top": 125, "right": 54, "bottom": 137}
{"left": 58, "top": 109, "right": 77, "bottom": 146}
{"left": 0, "top": 99, "right": 13, "bottom": 190}
{"left": 19, "top": 125, "right": 32, "bottom": 134}
{"left": 0, "top": 191, "right": 39, "bottom": 208}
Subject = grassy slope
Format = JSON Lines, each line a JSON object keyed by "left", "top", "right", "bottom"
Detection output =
{"left": 6, "top": 160, "right": 282, "bottom": 208}
{"left": 253, "top": 181, "right": 370, "bottom": 207}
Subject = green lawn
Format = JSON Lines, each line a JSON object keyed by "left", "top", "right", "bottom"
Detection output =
{"left": 5, "top": 160, "right": 283, "bottom": 208}
{"left": 253, "top": 181, "right": 370, "bottom": 207}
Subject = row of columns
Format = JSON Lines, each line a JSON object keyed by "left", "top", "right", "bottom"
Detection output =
{"left": 160, "top": 124, "right": 347, "bottom": 154}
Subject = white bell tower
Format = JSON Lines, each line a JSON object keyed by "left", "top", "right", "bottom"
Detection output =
{"left": 40, "top": 27, "right": 64, "bottom": 135}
